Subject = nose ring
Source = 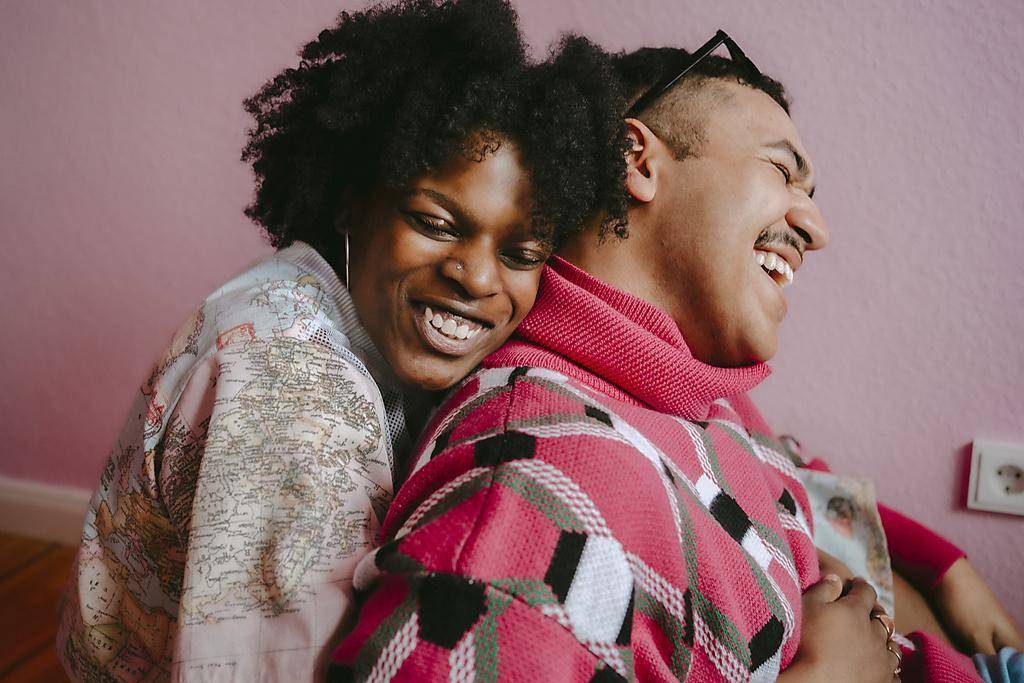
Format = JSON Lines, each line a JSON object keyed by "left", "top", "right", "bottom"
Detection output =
{"left": 455, "top": 261, "right": 464, "bottom": 271}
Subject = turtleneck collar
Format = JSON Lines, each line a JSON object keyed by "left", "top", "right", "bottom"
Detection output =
{"left": 484, "top": 256, "right": 770, "bottom": 421}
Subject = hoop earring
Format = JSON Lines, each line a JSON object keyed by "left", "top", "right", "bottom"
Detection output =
{"left": 344, "top": 232, "right": 350, "bottom": 288}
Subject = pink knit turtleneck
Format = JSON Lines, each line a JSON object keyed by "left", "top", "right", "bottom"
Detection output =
{"left": 485, "top": 256, "right": 770, "bottom": 421}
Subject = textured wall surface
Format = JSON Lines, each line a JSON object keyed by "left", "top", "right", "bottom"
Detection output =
{"left": 2, "top": 1, "right": 1021, "bottom": 618}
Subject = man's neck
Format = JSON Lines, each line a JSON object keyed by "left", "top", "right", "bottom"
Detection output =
{"left": 555, "top": 214, "right": 664, "bottom": 314}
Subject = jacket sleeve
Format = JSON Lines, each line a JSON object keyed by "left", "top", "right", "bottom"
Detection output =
{"left": 58, "top": 336, "right": 393, "bottom": 682}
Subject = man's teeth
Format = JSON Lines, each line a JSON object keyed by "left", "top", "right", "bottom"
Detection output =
{"left": 755, "top": 250, "right": 794, "bottom": 287}
{"left": 424, "top": 306, "right": 482, "bottom": 340}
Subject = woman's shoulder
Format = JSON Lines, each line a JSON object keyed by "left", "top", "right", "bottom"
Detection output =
{"left": 142, "top": 244, "right": 365, "bottom": 420}
{"left": 199, "top": 242, "right": 349, "bottom": 350}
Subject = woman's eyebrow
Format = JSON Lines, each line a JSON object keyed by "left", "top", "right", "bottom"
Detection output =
{"left": 409, "top": 188, "right": 472, "bottom": 224}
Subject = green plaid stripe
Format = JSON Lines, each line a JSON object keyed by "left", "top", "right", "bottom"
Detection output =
{"left": 691, "top": 588, "right": 751, "bottom": 669}
{"left": 472, "top": 589, "right": 513, "bottom": 683}
{"left": 412, "top": 470, "right": 492, "bottom": 531}
{"left": 701, "top": 425, "right": 743, "bottom": 499}
{"left": 490, "top": 578, "right": 560, "bottom": 607}
{"left": 491, "top": 465, "right": 585, "bottom": 532}
{"left": 352, "top": 590, "right": 417, "bottom": 679}
{"left": 505, "top": 411, "right": 604, "bottom": 432}
{"left": 518, "top": 374, "right": 591, "bottom": 403}
{"left": 748, "top": 517, "right": 791, "bottom": 557}
{"left": 677, "top": 496, "right": 752, "bottom": 668}
{"left": 741, "top": 550, "right": 788, "bottom": 626}
{"left": 635, "top": 587, "right": 691, "bottom": 678}
{"left": 442, "top": 383, "right": 517, "bottom": 435}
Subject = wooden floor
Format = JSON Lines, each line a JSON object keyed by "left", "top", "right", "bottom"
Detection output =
{"left": 0, "top": 533, "right": 75, "bottom": 682}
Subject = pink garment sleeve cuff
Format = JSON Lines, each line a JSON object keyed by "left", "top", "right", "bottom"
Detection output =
{"left": 899, "top": 631, "right": 980, "bottom": 682}
{"left": 877, "top": 503, "right": 966, "bottom": 590}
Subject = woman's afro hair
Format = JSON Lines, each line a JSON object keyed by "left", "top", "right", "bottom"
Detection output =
{"left": 242, "top": 0, "right": 630, "bottom": 253}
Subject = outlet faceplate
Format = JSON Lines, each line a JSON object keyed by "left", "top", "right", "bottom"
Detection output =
{"left": 967, "top": 439, "right": 1024, "bottom": 516}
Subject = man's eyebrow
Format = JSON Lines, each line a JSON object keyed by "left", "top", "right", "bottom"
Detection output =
{"left": 767, "top": 139, "right": 816, "bottom": 198}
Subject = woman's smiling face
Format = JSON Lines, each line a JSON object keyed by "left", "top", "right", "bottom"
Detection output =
{"left": 345, "top": 140, "right": 549, "bottom": 391}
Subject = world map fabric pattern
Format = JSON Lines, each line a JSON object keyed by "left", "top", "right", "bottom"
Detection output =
{"left": 57, "top": 243, "right": 400, "bottom": 682}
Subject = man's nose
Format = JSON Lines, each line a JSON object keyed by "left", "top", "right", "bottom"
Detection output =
{"left": 787, "top": 194, "right": 830, "bottom": 252}
{"left": 441, "top": 243, "right": 501, "bottom": 299}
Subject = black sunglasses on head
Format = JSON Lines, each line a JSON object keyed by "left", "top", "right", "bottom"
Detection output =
{"left": 625, "top": 30, "right": 762, "bottom": 119}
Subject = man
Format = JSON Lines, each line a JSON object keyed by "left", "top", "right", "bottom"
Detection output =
{"left": 329, "top": 36, "right": 1007, "bottom": 681}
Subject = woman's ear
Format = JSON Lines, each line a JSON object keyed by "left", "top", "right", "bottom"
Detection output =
{"left": 623, "top": 118, "right": 658, "bottom": 204}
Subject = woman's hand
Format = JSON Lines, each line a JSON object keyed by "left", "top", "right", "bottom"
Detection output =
{"left": 932, "top": 557, "right": 1024, "bottom": 655}
{"left": 780, "top": 574, "right": 901, "bottom": 682}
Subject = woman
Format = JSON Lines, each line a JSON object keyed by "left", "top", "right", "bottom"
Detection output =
{"left": 56, "top": 1, "right": 627, "bottom": 680}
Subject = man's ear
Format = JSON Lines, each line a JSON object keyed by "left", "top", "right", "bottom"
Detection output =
{"left": 623, "top": 118, "right": 659, "bottom": 204}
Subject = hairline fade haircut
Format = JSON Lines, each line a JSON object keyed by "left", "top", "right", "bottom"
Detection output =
{"left": 611, "top": 46, "right": 790, "bottom": 161}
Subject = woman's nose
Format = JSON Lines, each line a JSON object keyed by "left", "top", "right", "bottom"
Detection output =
{"left": 441, "top": 245, "right": 501, "bottom": 299}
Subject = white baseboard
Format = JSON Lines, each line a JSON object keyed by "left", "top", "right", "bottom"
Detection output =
{"left": 0, "top": 476, "right": 91, "bottom": 546}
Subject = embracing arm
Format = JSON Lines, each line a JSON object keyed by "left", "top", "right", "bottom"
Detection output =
{"left": 726, "top": 395, "right": 1021, "bottom": 655}
{"left": 170, "top": 337, "right": 393, "bottom": 678}
{"left": 57, "top": 335, "right": 392, "bottom": 681}
{"left": 810, "top": 461, "right": 1022, "bottom": 653}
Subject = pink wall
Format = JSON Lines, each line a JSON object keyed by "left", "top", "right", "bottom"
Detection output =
{"left": 2, "top": 1, "right": 1021, "bottom": 618}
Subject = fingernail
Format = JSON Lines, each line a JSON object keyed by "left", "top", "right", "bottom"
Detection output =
{"left": 822, "top": 573, "right": 841, "bottom": 583}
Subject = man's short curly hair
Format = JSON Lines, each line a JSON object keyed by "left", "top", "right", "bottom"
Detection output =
{"left": 242, "top": 0, "right": 629, "bottom": 253}
{"left": 612, "top": 46, "right": 790, "bottom": 161}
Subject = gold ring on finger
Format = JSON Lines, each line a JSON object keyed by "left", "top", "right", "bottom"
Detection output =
{"left": 871, "top": 611, "right": 895, "bottom": 639}
{"left": 886, "top": 640, "right": 903, "bottom": 676}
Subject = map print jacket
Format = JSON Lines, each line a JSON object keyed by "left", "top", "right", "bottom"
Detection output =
{"left": 57, "top": 242, "right": 409, "bottom": 682}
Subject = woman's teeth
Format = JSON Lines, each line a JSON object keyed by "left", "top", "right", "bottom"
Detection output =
{"left": 754, "top": 250, "right": 794, "bottom": 287}
{"left": 424, "top": 306, "right": 482, "bottom": 341}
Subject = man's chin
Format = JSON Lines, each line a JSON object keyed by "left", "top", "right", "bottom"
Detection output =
{"left": 709, "top": 336, "right": 778, "bottom": 368}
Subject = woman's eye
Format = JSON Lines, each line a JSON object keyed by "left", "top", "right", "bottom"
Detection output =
{"left": 412, "top": 214, "right": 457, "bottom": 239}
{"left": 772, "top": 162, "right": 792, "bottom": 183}
{"left": 501, "top": 249, "right": 546, "bottom": 270}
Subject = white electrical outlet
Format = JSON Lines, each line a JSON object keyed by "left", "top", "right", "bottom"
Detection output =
{"left": 967, "top": 439, "right": 1024, "bottom": 516}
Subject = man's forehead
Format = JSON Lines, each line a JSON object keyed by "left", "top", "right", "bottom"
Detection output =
{"left": 712, "top": 82, "right": 814, "bottom": 176}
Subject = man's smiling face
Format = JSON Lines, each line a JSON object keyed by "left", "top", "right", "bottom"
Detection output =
{"left": 646, "top": 80, "right": 830, "bottom": 367}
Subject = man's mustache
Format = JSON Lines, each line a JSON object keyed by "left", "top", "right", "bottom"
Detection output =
{"left": 755, "top": 228, "right": 805, "bottom": 260}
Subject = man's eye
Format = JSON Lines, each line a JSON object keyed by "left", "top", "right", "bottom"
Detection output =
{"left": 772, "top": 162, "right": 792, "bottom": 183}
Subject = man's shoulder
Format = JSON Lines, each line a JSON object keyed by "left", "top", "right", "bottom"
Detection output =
{"left": 403, "top": 365, "right": 657, "bottom": 487}
{"left": 418, "top": 366, "right": 587, "bottom": 446}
